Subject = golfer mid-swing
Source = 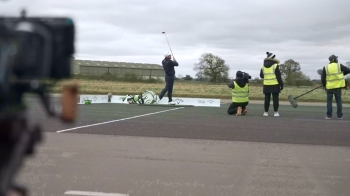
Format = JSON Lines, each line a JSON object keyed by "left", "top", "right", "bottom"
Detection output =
{"left": 158, "top": 53, "right": 179, "bottom": 105}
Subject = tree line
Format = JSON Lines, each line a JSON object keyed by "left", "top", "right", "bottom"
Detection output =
{"left": 176, "top": 53, "right": 350, "bottom": 86}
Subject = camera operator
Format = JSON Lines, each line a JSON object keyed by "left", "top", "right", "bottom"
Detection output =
{"left": 227, "top": 71, "right": 249, "bottom": 116}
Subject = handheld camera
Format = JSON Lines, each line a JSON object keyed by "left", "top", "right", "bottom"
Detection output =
{"left": 241, "top": 72, "right": 251, "bottom": 82}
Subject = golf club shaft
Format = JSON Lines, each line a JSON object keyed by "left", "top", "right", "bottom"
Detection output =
{"left": 163, "top": 32, "right": 175, "bottom": 59}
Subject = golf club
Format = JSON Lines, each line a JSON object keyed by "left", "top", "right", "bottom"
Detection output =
{"left": 162, "top": 32, "right": 175, "bottom": 59}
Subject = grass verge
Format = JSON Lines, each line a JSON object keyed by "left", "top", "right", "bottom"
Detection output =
{"left": 49, "top": 79, "right": 350, "bottom": 103}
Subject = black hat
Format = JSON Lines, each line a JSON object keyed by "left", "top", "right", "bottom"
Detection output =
{"left": 236, "top": 71, "right": 243, "bottom": 77}
{"left": 329, "top": 54, "right": 338, "bottom": 62}
{"left": 266, "top": 52, "right": 276, "bottom": 59}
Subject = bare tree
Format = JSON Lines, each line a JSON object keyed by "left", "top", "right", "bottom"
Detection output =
{"left": 279, "top": 59, "right": 301, "bottom": 83}
{"left": 193, "top": 53, "right": 230, "bottom": 83}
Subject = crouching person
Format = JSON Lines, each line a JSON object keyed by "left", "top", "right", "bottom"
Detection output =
{"left": 227, "top": 71, "right": 249, "bottom": 116}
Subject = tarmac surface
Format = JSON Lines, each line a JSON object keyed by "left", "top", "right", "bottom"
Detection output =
{"left": 13, "top": 95, "right": 350, "bottom": 196}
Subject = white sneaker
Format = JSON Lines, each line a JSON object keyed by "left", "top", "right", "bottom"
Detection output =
{"left": 263, "top": 112, "right": 268, "bottom": 116}
{"left": 155, "top": 95, "right": 161, "bottom": 103}
{"left": 274, "top": 112, "right": 280, "bottom": 117}
{"left": 168, "top": 101, "right": 176, "bottom": 105}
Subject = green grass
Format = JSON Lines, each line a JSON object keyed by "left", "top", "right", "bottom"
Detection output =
{"left": 50, "top": 79, "right": 350, "bottom": 103}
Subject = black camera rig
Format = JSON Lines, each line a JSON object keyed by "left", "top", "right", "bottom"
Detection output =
{"left": 0, "top": 9, "right": 77, "bottom": 196}
{"left": 241, "top": 72, "right": 251, "bottom": 82}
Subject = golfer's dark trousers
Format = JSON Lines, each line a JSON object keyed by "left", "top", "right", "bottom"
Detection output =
{"left": 159, "top": 75, "right": 175, "bottom": 102}
{"left": 326, "top": 88, "right": 343, "bottom": 118}
{"left": 227, "top": 102, "right": 248, "bottom": 115}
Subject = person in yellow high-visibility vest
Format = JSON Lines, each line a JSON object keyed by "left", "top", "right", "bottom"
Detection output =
{"left": 227, "top": 71, "right": 249, "bottom": 116}
{"left": 259, "top": 52, "right": 284, "bottom": 117}
{"left": 321, "top": 55, "right": 350, "bottom": 120}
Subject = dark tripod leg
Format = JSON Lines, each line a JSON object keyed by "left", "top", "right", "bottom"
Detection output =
{"left": 0, "top": 111, "right": 42, "bottom": 196}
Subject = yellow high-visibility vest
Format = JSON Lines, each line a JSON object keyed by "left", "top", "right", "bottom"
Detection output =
{"left": 325, "top": 62, "right": 345, "bottom": 89}
{"left": 232, "top": 81, "right": 249, "bottom": 103}
{"left": 262, "top": 64, "right": 279, "bottom": 85}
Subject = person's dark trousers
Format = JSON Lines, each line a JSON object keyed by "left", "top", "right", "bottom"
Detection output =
{"left": 227, "top": 102, "right": 248, "bottom": 115}
{"left": 326, "top": 88, "right": 343, "bottom": 118}
{"left": 159, "top": 75, "right": 175, "bottom": 102}
{"left": 264, "top": 93, "right": 279, "bottom": 112}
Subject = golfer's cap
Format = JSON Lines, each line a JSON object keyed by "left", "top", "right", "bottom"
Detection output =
{"left": 164, "top": 52, "right": 171, "bottom": 57}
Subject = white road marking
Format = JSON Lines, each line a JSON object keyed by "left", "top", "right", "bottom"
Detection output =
{"left": 57, "top": 107, "right": 184, "bottom": 133}
{"left": 64, "top": 190, "right": 128, "bottom": 196}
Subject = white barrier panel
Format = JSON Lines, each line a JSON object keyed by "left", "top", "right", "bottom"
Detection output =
{"left": 78, "top": 94, "right": 220, "bottom": 107}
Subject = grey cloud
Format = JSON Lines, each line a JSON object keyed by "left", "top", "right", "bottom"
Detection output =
{"left": 1, "top": 0, "right": 350, "bottom": 79}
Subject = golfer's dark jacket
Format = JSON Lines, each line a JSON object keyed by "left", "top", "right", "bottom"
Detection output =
{"left": 162, "top": 58, "right": 179, "bottom": 76}
{"left": 321, "top": 63, "right": 350, "bottom": 88}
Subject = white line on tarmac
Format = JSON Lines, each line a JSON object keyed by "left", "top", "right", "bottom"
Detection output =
{"left": 56, "top": 107, "right": 184, "bottom": 133}
{"left": 64, "top": 190, "right": 128, "bottom": 196}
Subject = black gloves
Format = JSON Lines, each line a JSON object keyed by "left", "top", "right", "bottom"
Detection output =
{"left": 280, "top": 85, "right": 283, "bottom": 90}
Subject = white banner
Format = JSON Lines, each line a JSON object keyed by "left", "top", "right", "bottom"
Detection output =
{"left": 78, "top": 94, "right": 220, "bottom": 107}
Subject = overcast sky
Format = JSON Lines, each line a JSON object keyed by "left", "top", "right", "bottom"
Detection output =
{"left": 2, "top": 0, "right": 350, "bottom": 79}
